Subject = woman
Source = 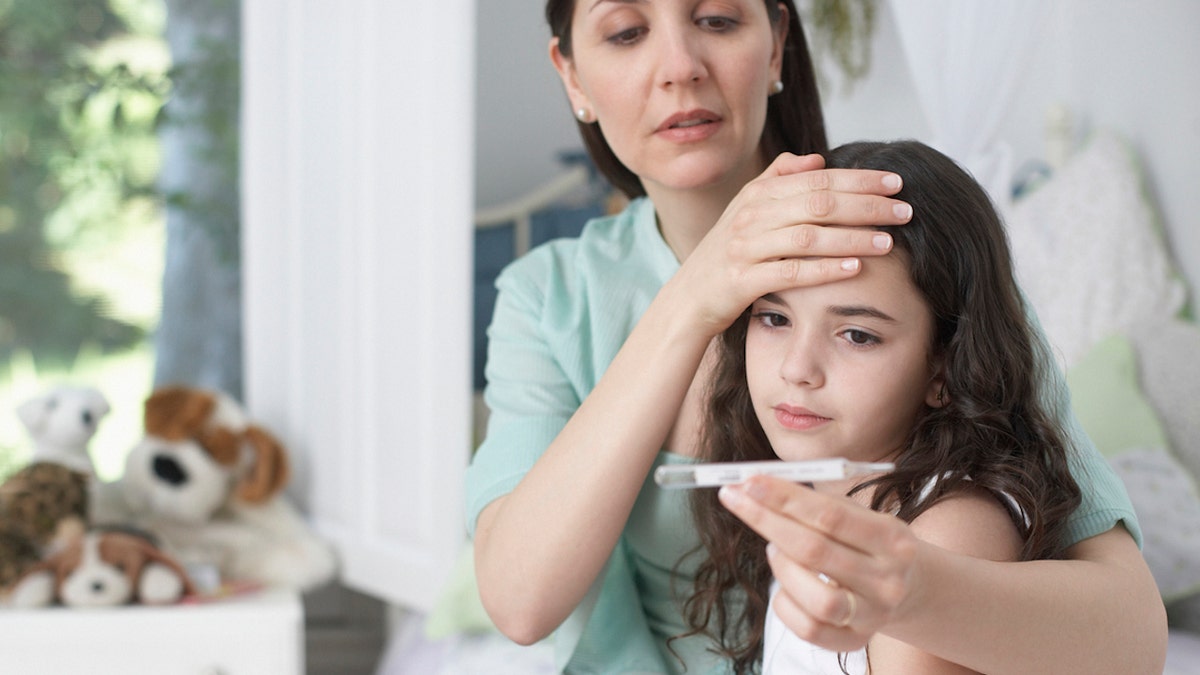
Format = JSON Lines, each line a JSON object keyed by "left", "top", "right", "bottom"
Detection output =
{"left": 690, "top": 140, "right": 1082, "bottom": 674}
{"left": 467, "top": 1, "right": 1165, "bottom": 673}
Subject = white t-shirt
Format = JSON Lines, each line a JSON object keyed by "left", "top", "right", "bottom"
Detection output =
{"left": 762, "top": 579, "right": 868, "bottom": 674}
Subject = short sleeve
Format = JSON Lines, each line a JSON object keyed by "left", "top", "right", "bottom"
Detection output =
{"left": 464, "top": 252, "right": 581, "bottom": 536}
{"left": 1061, "top": 397, "right": 1144, "bottom": 548}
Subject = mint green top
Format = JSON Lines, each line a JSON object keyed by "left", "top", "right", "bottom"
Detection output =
{"left": 464, "top": 197, "right": 1141, "bottom": 674}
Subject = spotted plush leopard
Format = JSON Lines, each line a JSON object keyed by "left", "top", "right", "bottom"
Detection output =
{"left": 0, "top": 462, "right": 89, "bottom": 552}
{"left": 0, "top": 526, "right": 41, "bottom": 590}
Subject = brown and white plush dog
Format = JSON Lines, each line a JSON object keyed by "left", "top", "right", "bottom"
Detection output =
{"left": 7, "top": 528, "right": 195, "bottom": 608}
{"left": 118, "top": 386, "right": 291, "bottom": 524}
{"left": 92, "top": 386, "right": 337, "bottom": 593}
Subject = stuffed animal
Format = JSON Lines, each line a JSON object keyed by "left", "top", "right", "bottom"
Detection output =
{"left": 0, "top": 386, "right": 109, "bottom": 592}
{"left": 7, "top": 528, "right": 195, "bottom": 608}
{"left": 15, "top": 385, "right": 110, "bottom": 474}
{"left": 93, "top": 385, "right": 337, "bottom": 593}
{"left": 0, "top": 529, "right": 42, "bottom": 596}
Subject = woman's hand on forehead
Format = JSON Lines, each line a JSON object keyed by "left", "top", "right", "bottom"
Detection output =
{"left": 756, "top": 153, "right": 911, "bottom": 224}
{"left": 669, "top": 152, "right": 912, "bottom": 336}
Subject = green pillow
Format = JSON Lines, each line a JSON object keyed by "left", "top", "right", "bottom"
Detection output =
{"left": 424, "top": 544, "right": 497, "bottom": 639}
{"left": 1066, "top": 334, "right": 1169, "bottom": 457}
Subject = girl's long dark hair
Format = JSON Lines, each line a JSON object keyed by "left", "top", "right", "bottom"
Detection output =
{"left": 545, "top": 0, "right": 828, "bottom": 199}
{"left": 684, "top": 141, "right": 1083, "bottom": 674}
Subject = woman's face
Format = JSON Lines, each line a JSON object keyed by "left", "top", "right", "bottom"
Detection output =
{"left": 551, "top": 0, "right": 786, "bottom": 195}
{"left": 744, "top": 249, "right": 942, "bottom": 470}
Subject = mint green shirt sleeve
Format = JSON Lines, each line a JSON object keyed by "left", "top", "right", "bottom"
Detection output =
{"left": 464, "top": 244, "right": 579, "bottom": 536}
{"left": 465, "top": 198, "right": 672, "bottom": 536}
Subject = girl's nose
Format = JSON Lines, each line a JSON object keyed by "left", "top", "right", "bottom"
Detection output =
{"left": 779, "top": 332, "right": 825, "bottom": 388}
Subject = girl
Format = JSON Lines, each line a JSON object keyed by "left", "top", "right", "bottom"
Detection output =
{"left": 468, "top": 1, "right": 1164, "bottom": 672}
{"left": 688, "top": 140, "right": 1081, "bottom": 674}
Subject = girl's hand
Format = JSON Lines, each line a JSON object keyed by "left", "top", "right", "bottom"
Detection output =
{"left": 717, "top": 475, "right": 922, "bottom": 653}
{"left": 675, "top": 152, "right": 912, "bottom": 335}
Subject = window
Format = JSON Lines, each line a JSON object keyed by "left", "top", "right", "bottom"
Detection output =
{"left": 0, "top": 0, "right": 171, "bottom": 479}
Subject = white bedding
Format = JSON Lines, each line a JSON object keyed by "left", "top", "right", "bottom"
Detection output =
{"left": 1166, "top": 630, "right": 1200, "bottom": 674}
{"left": 376, "top": 611, "right": 555, "bottom": 675}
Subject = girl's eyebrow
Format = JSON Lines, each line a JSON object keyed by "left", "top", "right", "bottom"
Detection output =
{"left": 828, "top": 305, "right": 897, "bottom": 322}
{"left": 756, "top": 294, "right": 897, "bottom": 322}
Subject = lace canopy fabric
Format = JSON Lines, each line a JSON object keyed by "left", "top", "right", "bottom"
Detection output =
{"left": 888, "top": 0, "right": 1045, "bottom": 215}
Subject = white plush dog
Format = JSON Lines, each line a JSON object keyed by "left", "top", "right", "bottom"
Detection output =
{"left": 16, "top": 385, "right": 110, "bottom": 475}
{"left": 94, "top": 386, "right": 337, "bottom": 593}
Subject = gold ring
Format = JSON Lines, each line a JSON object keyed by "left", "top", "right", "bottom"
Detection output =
{"left": 836, "top": 589, "right": 857, "bottom": 628}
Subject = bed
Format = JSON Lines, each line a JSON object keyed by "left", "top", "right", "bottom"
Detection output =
{"left": 377, "top": 127, "right": 1200, "bottom": 673}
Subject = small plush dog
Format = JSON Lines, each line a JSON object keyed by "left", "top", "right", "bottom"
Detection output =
{"left": 95, "top": 386, "right": 336, "bottom": 592}
{"left": 15, "top": 385, "right": 110, "bottom": 475}
{"left": 7, "top": 528, "right": 194, "bottom": 607}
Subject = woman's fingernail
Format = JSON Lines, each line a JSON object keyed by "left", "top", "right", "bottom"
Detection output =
{"left": 873, "top": 233, "right": 892, "bottom": 250}
{"left": 882, "top": 174, "right": 902, "bottom": 190}
{"left": 840, "top": 258, "right": 860, "bottom": 272}
{"left": 766, "top": 542, "right": 779, "bottom": 559}
{"left": 718, "top": 485, "right": 742, "bottom": 507}
{"left": 893, "top": 202, "right": 913, "bottom": 221}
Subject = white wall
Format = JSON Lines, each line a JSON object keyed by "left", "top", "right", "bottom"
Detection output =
{"left": 476, "top": 0, "right": 1200, "bottom": 298}
{"left": 474, "top": 2, "right": 580, "bottom": 209}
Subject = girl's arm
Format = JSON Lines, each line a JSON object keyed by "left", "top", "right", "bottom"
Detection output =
{"left": 472, "top": 155, "right": 911, "bottom": 645}
{"left": 845, "top": 487, "right": 1022, "bottom": 674}
{"left": 887, "top": 525, "right": 1165, "bottom": 674}
{"left": 721, "top": 476, "right": 1167, "bottom": 674}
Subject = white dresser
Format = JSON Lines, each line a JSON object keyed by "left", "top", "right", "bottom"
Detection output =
{"left": 0, "top": 588, "right": 304, "bottom": 675}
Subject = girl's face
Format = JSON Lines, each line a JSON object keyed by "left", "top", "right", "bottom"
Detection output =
{"left": 551, "top": 0, "right": 786, "bottom": 195}
{"left": 745, "top": 250, "right": 943, "bottom": 472}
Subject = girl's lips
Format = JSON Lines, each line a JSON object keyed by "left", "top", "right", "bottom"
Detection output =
{"left": 655, "top": 109, "right": 721, "bottom": 143}
{"left": 773, "top": 405, "right": 832, "bottom": 431}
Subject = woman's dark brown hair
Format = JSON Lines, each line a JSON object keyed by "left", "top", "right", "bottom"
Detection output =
{"left": 685, "top": 140, "right": 1083, "bottom": 673}
{"left": 545, "top": 0, "right": 828, "bottom": 199}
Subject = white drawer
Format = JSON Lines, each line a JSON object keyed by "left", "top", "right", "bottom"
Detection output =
{"left": 0, "top": 589, "right": 304, "bottom": 675}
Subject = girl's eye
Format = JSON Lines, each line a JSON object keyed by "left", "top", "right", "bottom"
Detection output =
{"left": 841, "top": 329, "right": 880, "bottom": 347}
{"left": 697, "top": 16, "right": 738, "bottom": 32}
{"left": 606, "top": 26, "right": 646, "bottom": 46}
{"left": 751, "top": 311, "right": 789, "bottom": 328}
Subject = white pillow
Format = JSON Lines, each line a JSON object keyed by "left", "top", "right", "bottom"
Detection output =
{"left": 1128, "top": 318, "right": 1200, "bottom": 483}
{"left": 1129, "top": 318, "right": 1200, "bottom": 614}
{"left": 1007, "top": 132, "right": 1188, "bottom": 369}
{"left": 1109, "top": 446, "right": 1200, "bottom": 603}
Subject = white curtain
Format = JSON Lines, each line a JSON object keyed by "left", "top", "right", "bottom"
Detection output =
{"left": 887, "top": 0, "right": 1045, "bottom": 213}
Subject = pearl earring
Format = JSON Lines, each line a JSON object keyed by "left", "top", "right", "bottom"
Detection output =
{"left": 771, "top": 80, "right": 784, "bottom": 95}
{"left": 575, "top": 107, "right": 592, "bottom": 123}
